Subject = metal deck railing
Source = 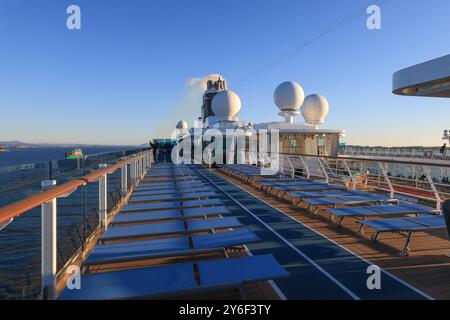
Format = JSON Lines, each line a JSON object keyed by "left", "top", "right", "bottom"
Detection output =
{"left": 0, "top": 149, "right": 153, "bottom": 299}
{"left": 242, "top": 152, "right": 450, "bottom": 211}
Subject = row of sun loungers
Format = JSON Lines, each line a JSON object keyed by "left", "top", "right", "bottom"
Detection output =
{"left": 59, "top": 163, "right": 288, "bottom": 300}
{"left": 220, "top": 164, "right": 446, "bottom": 256}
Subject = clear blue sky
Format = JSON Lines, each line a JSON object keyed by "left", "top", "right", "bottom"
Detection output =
{"left": 0, "top": 0, "right": 449, "bottom": 146}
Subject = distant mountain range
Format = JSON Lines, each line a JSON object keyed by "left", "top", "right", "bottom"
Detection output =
{"left": 0, "top": 141, "right": 147, "bottom": 148}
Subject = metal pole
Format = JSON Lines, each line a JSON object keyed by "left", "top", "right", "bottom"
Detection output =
{"left": 343, "top": 160, "right": 356, "bottom": 190}
{"left": 422, "top": 165, "right": 442, "bottom": 210}
{"left": 99, "top": 164, "right": 108, "bottom": 229}
{"left": 121, "top": 164, "right": 128, "bottom": 198}
{"left": 299, "top": 156, "right": 310, "bottom": 178}
{"left": 41, "top": 179, "right": 57, "bottom": 300}
{"left": 318, "top": 158, "right": 329, "bottom": 183}
{"left": 130, "top": 161, "right": 137, "bottom": 184}
{"left": 378, "top": 162, "right": 394, "bottom": 199}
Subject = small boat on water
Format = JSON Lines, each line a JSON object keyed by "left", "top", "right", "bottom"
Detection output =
{"left": 64, "top": 148, "right": 83, "bottom": 159}
{"left": 0, "top": 146, "right": 8, "bottom": 152}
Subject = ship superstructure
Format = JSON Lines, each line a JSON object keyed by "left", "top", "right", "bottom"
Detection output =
{"left": 179, "top": 75, "right": 344, "bottom": 159}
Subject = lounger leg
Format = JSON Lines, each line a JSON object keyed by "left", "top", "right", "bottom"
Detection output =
{"left": 337, "top": 217, "right": 344, "bottom": 226}
{"left": 238, "top": 284, "right": 249, "bottom": 300}
{"left": 358, "top": 217, "right": 366, "bottom": 236}
{"left": 371, "top": 232, "right": 380, "bottom": 242}
{"left": 402, "top": 231, "right": 413, "bottom": 256}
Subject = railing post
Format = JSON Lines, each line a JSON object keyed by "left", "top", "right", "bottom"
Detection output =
{"left": 99, "top": 164, "right": 108, "bottom": 229}
{"left": 343, "top": 160, "right": 356, "bottom": 190}
{"left": 318, "top": 158, "right": 329, "bottom": 183}
{"left": 41, "top": 179, "right": 57, "bottom": 300}
{"left": 144, "top": 153, "right": 149, "bottom": 170}
{"left": 422, "top": 166, "right": 442, "bottom": 210}
{"left": 130, "top": 160, "right": 137, "bottom": 184}
{"left": 378, "top": 162, "right": 394, "bottom": 199}
{"left": 137, "top": 158, "right": 140, "bottom": 179}
{"left": 299, "top": 156, "right": 310, "bottom": 178}
{"left": 286, "top": 156, "right": 295, "bottom": 177}
{"left": 121, "top": 164, "right": 128, "bottom": 198}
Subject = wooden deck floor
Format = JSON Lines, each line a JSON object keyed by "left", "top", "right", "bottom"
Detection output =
{"left": 213, "top": 169, "right": 450, "bottom": 300}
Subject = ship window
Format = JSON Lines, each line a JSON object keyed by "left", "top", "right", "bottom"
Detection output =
{"left": 290, "top": 139, "right": 297, "bottom": 152}
{"left": 318, "top": 136, "right": 325, "bottom": 147}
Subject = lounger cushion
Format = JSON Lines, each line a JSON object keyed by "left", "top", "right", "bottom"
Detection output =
{"left": 289, "top": 190, "right": 368, "bottom": 199}
{"left": 122, "top": 198, "right": 223, "bottom": 213}
{"left": 359, "top": 216, "right": 445, "bottom": 232}
{"left": 85, "top": 237, "right": 190, "bottom": 265}
{"left": 305, "top": 195, "right": 388, "bottom": 206}
{"left": 85, "top": 228, "right": 260, "bottom": 265}
{"left": 112, "top": 206, "right": 229, "bottom": 224}
{"left": 328, "top": 203, "right": 435, "bottom": 217}
{"left": 135, "top": 182, "right": 205, "bottom": 192}
{"left": 59, "top": 254, "right": 287, "bottom": 300}
{"left": 133, "top": 187, "right": 211, "bottom": 197}
{"left": 101, "top": 217, "right": 242, "bottom": 241}
{"left": 274, "top": 185, "right": 346, "bottom": 192}
{"left": 130, "top": 192, "right": 218, "bottom": 203}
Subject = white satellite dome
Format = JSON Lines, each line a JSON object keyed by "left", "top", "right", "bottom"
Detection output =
{"left": 212, "top": 90, "right": 241, "bottom": 121}
{"left": 301, "top": 94, "right": 329, "bottom": 125}
{"left": 273, "top": 81, "right": 305, "bottom": 111}
{"left": 176, "top": 120, "right": 189, "bottom": 130}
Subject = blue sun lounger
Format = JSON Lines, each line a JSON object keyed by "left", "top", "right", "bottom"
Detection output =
{"left": 59, "top": 254, "right": 288, "bottom": 300}
{"left": 84, "top": 228, "right": 260, "bottom": 265}
{"left": 358, "top": 216, "right": 446, "bottom": 256}
{"left": 271, "top": 184, "right": 347, "bottom": 199}
{"left": 130, "top": 192, "right": 219, "bottom": 204}
{"left": 132, "top": 186, "right": 212, "bottom": 197}
{"left": 101, "top": 217, "right": 242, "bottom": 241}
{"left": 255, "top": 177, "right": 312, "bottom": 183}
{"left": 327, "top": 203, "right": 437, "bottom": 234}
{"left": 144, "top": 172, "right": 195, "bottom": 177}
{"left": 288, "top": 190, "right": 369, "bottom": 205}
{"left": 135, "top": 182, "right": 206, "bottom": 192}
{"left": 261, "top": 181, "right": 327, "bottom": 193}
{"left": 122, "top": 198, "right": 223, "bottom": 213}
{"left": 141, "top": 176, "right": 198, "bottom": 183}
{"left": 328, "top": 203, "right": 437, "bottom": 225}
{"left": 261, "top": 180, "right": 323, "bottom": 187}
{"left": 302, "top": 194, "right": 393, "bottom": 215}
{"left": 112, "top": 206, "right": 229, "bottom": 224}
{"left": 289, "top": 190, "right": 368, "bottom": 199}
{"left": 145, "top": 171, "right": 194, "bottom": 176}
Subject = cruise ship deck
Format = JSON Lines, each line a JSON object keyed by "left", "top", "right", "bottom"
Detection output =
{"left": 40, "top": 156, "right": 448, "bottom": 300}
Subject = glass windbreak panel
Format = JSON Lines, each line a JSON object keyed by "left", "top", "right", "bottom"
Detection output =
{"left": 0, "top": 162, "right": 50, "bottom": 207}
{"left": 0, "top": 208, "right": 41, "bottom": 299}
{"left": 0, "top": 147, "right": 149, "bottom": 299}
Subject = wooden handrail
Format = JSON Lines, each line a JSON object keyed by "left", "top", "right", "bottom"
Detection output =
{"left": 0, "top": 155, "right": 143, "bottom": 224}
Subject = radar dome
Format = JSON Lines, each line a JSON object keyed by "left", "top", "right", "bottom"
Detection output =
{"left": 273, "top": 81, "right": 305, "bottom": 111}
{"left": 176, "top": 120, "right": 189, "bottom": 130}
{"left": 212, "top": 90, "right": 241, "bottom": 120}
{"left": 301, "top": 94, "right": 329, "bottom": 125}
